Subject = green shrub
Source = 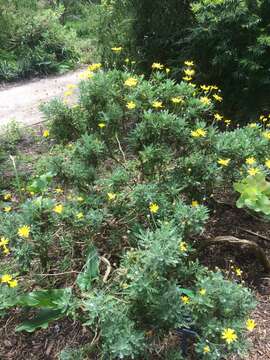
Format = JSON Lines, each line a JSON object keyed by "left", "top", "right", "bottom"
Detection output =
{"left": 93, "top": 0, "right": 270, "bottom": 121}
{"left": 42, "top": 65, "right": 270, "bottom": 197}
{"left": 1, "top": 64, "right": 264, "bottom": 359}
{"left": 189, "top": 0, "right": 270, "bottom": 121}
{"left": 80, "top": 225, "right": 254, "bottom": 359}
{"left": 0, "top": 3, "right": 79, "bottom": 81}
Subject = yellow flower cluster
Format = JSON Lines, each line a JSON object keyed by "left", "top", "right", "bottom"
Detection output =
{"left": 213, "top": 93, "right": 223, "bottom": 102}
{"left": 76, "top": 212, "right": 84, "bottom": 220}
{"left": 214, "top": 113, "right": 223, "bottom": 121}
{"left": 79, "top": 69, "right": 94, "bottom": 80}
{"left": 64, "top": 83, "right": 77, "bottom": 98}
{"left": 247, "top": 167, "right": 260, "bottom": 176}
{"left": 265, "top": 159, "right": 270, "bottom": 169}
{"left": 259, "top": 114, "right": 270, "bottom": 123}
{"left": 262, "top": 131, "right": 270, "bottom": 140}
{"left": 183, "top": 60, "right": 195, "bottom": 82}
{"left": 55, "top": 187, "right": 64, "bottom": 194}
{"left": 200, "top": 84, "right": 219, "bottom": 92}
{"left": 246, "top": 319, "right": 256, "bottom": 331}
{"left": 203, "top": 345, "right": 210, "bottom": 354}
{"left": 181, "top": 295, "right": 190, "bottom": 304}
{"left": 0, "top": 237, "right": 10, "bottom": 255}
{"left": 107, "top": 192, "right": 117, "bottom": 201}
{"left": 1, "top": 274, "right": 18, "bottom": 288}
{"left": 246, "top": 157, "right": 256, "bottom": 165}
{"left": 199, "top": 288, "right": 206, "bottom": 296}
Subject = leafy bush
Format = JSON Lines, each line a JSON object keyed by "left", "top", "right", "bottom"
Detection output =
{"left": 0, "top": 2, "right": 78, "bottom": 81}
{"left": 189, "top": 0, "right": 270, "bottom": 121}
{"left": 42, "top": 65, "right": 270, "bottom": 198}
{"left": 93, "top": 0, "right": 270, "bottom": 121}
{"left": 1, "top": 63, "right": 265, "bottom": 358}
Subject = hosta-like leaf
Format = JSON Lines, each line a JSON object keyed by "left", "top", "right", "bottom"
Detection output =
{"left": 16, "top": 309, "right": 64, "bottom": 333}
{"left": 76, "top": 245, "right": 100, "bottom": 292}
{"left": 16, "top": 288, "right": 72, "bottom": 311}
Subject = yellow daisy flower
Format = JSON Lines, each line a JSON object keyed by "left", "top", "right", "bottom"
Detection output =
{"left": 246, "top": 319, "right": 256, "bottom": 332}
{"left": 53, "top": 204, "right": 63, "bottom": 214}
{"left": 151, "top": 62, "right": 164, "bottom": 70}
{"left": 98, "top": 122, "right": 106, "bottom": 129}
{"left": 247, "top": 167, "right": 260, "bottom": 176}
{"left": 179, "top": 242, "right": 188, "bottom": 252}
{"left": 111, "top": 46, "right": 123, "bottom": 52}
{"left": 181, "top": 295, "right": 190, "bottom": 304}
{"left": 124, "top": 77, "right": 138, "bottom": 87}
{"left": 126, "top": 101, "right": 136, "bottom": 110}
{"left": 18, "top": 225, "right": 30, "bottom": 238}
{"left": 107, "top": 192, "right": 117, "bottom": 201}
{"left": 152, "top": 101, "right": 163, "bottom": 109}
{"left": 149, "top": 202, "right": 159, "bottom": 214}
{"left": 203, "top": 345, "right": 210, "bottom": 354}
{"left": 245, "top": 157, "right": 256, "bottom": 165}
{"left": 221, "top": 328, "right": 237, "bottom": 344}
{"left": 217, "top": 158, "right": 231, "bottom": 167}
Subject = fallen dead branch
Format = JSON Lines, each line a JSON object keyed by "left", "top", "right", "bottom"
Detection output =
{"left": 100, "top": 256, "right": 112, "bottom": 283}
{"left": 199, "top": 235, "right": 270, "bottom": 273}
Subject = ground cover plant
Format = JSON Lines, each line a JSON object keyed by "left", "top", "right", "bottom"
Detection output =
{"left": 1, "top": 59, "right": 270, "bottom": 359}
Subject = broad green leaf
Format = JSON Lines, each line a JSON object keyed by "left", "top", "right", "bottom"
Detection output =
{"left": 234, "top": 174, "right": 270, "bottom": 219}
{"left": 16, "top": 288, "right": 72, "bottom": 311}
{"left": 16, "top": 309, "right": 64, "bottom": 333}
{"left": 27, "top": 172, "right": 54, "bottom": 194}
{"left": 76, "top": 245, "right": 100, "bottom": 292}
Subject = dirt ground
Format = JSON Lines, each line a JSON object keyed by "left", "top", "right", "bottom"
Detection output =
{"left": 0, "top": 68, "right": 86, "bottom": 128}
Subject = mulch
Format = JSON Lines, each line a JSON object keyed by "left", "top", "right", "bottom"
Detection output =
{"left": 0, "top": 316, "right": 92, "bottom": 360}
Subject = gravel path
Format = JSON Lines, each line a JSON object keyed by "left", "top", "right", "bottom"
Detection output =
{"left": 0, "top": 68, "right": 86, "bottom": 128}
